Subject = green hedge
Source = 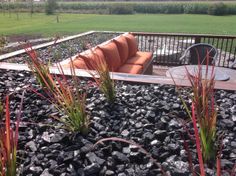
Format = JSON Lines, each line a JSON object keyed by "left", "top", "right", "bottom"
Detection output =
{"left": 109, "top": 4, "right": 134, "bottom": 14}
{"left": 0, "top": 2, "right": 236, "bottom": 15}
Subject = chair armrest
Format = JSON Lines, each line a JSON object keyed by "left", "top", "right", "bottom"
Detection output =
{"left": 229, "top": 61, "right": 236, "bottom": 68}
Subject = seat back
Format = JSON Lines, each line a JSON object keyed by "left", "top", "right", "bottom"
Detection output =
{"left": 180, "top": 43, "right": 218, "bottom": 65}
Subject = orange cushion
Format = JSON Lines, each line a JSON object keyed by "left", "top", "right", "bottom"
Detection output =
{"left": 80, "top": 48, "right": 105, "bottom": 70}
{"left": 98, "top": 41, "right": 121, "bottom": 72}
{"left": 126, "top": 51, "right": 152, "bottom": 68}
{"left": 113, "top": 36, "right": 129, "bottom": 64}
{"left": 118, "top": 64, "right": 142, "bottom": 74}
{"left": 72, "top": 58, "right": 88, "bottom": 69}
{"left": 61, "top": 57, "right": 88, "bottom": 69}
{"left": 123, "top": 33, "right": 138, "bottom": 58}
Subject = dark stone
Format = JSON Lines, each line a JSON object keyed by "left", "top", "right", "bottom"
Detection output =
{"left": 112, "top": 151, "right": 129, "bottom": 163}
{"left": 41, "top": 131, "right": 66, "bottom": 143}
{"left": 221, "top": 159, "right": 234, "bottom": 168}
{"left": 129, "top": 152, "right": 143, "bottom": 163}
{"left": 116, "top": 164, "right": 125, "bottom": 172}
{"left": 48, "top": 160, "right": 58, "bottom": 170}
{"left": 117, "top": 173, "right": 126, "bottom": 176}
{"left": 93, "top": 122, "right": 105, "bottom": 131}
{"left": 86, "top": 152, "right": 105, "bottom": 165}
{"left": 84, "top": 163, "right": 100, "bottom": 176}
{"left": 81, "top": 144, "right": 93, "bottom": 155}
{"left": 122, "top": 147, "right": 130, "bottom": 154}
{"left": 143, "top": 132, "right": 154, "bottom": 142}
{"left": 167, "top": 143, "right": 180, "bottom": 154}
{"left": 172, "top": 103, "right": 180, "bottom": 109}
{"left": 125, "top": 168, "right": 135, "bottom": 175}
{"left": 222, "top": 119, "right": 234, "bottom": 128}
{"left": 169, "top": 119, "right": 180, "bottom": 128}
{"left": 135, "top": 122, "right": 143, "bottom": 128}
{"left": 105, "top": 170, "right": 115, "bottom": 176}
{"left": 77, "top": 168, "right": 85, "bottom": 176}
{"left": 229, "top": 94, "right": 236, "bottom": 99}
{"left": 37, "top": 154, "right": 45, "bottom": 160}
{"left": 29, "top": 166, "right": 43, "bottom": 175}
{"left": 49, "top": 143, "right": 62, "bottom": 150}
{"left": 40, "top": 169, "right": 53, "bottom": 176}
{"left": 231, "top": 141, "right": 236, "bottom": 148}
{"left": 150, "top": 139, "right": 161, "bottom": 146}
{"left": 146, "top": 111, "right": 156, "bottom": 122}
{"left": 107, "top": 157, "right": 115, "bottom": 169}
{"left": 26, "top": 141, "right": 37, "bottom": 152}
{"left": 154, "top": 130, "right": 167, "bottom": 141}
{"left": 129, "top": 145, "right": 139, "bottom": 152}
{"left": 121, "top": 129, "right": 130, "bottom": 137}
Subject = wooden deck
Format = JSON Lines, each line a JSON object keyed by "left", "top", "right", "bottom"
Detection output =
{"left": 153, "top": 65, "right": 169, "bottom": 76}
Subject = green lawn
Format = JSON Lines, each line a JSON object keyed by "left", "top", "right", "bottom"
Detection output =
{"left": 1, "top": 13, "right": 236, "bottom": 37}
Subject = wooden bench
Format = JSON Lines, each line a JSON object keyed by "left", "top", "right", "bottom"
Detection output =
{"left": 60, "top": 33, "right": 153, "bottom": 75}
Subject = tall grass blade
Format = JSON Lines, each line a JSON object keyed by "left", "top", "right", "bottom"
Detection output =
{"left": 191, "top": 103, "right": 205, "bottom": 176}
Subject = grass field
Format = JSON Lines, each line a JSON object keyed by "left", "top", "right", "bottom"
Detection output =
{"left": 0, "top": 13, "right": 236, "bottom": 37}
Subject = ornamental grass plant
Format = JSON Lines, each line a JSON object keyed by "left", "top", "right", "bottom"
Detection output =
{"left": 171, "top": 51, "right": 218, "bottom": 175}
{"left": 25, "top": 45, "right": 54, "bottom": 90}
{"left": 0, "top": 93, "right": 24, "bottom": 176}
{"left": 186, "top": 63, "right": 217, "bottom": 163}
{"left": 25, "top": 46, "right": 89, "bottom": 134}
{"left": 82, "top": 50, "right": 116, "bottom": 104}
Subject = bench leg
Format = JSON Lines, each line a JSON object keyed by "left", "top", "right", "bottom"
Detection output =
{"left": 143, "top": 63, "right": 153, "bottom": 75}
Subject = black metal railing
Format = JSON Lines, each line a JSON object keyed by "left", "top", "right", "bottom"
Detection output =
{"left": 132, "top": 32, "right": 236, "bottom": 68}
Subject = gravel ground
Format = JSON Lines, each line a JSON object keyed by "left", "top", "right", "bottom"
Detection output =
{"left": 3, "top": 32, "right": 119, "bottom": 64}
{"left": 0, "top": 69, "right": 235, "bottom": 176}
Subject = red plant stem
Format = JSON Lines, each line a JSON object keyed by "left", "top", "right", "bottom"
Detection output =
{"left": 181, "top": 134, "right": 195, "bottom": 176}
{"left": 191, "top": 103, "right": 205, "bottom": 176}
{"left": 14, "top": 91, "right": 25, "bottom": 150}
{"left": 5, "top": 95, "right": 11, "bottom": 162}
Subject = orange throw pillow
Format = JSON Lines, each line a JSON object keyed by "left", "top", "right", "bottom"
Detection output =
{"left": 123, "top": 33, "right": 138, "bottom": 58}
{"left": 98, "top": 41, "right": 121, "bottom": 72}
{"left": 113, "top": 36, "right": 129, "bottom": 64}
{"left": 72, "top": 57, "right": 88, "bottom": 69}
{"left": 80, "top": 48, "right": 105, "bottom": 70}
{"left": 61, "top": 57, "right": 88, "bottom": 69}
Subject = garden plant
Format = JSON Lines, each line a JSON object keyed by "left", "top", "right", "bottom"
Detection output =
{"left": 0, "top": 92, "right": 24, "bottom": 176}
{"left": 25, "top": 46, "right": 89, "bottom": 134}
{"left": 82, "top": 51, "right": 116, "bottom": 104}
{"left": 171, "top": 53, "right": 221, "bottom": 175}
{"left": 0, "top": 32, "right": 235, "bottom": 175}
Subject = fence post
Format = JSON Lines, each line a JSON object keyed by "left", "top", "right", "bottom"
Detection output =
{"left": 195, "top": 36, "right": 201, "bottom": 44}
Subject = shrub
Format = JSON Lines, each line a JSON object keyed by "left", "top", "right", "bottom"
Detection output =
{"left": 227, "top": 4, "right": 236, "bottom": 15}
{"left": 134, "top": 3, "right": 183, "bottom": 14}
{"left": 183, "top": 3, "right": 208, "bottom": 14}
{"left": 45, "top": 0, "right": 58, "bottom": 15}
{"left": 109, "top": 4, "right": 134, "bottom": 15}
{"left": 208, "top": 3, "right": 227, "bottom": 16}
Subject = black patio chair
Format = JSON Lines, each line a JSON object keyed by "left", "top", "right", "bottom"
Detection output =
{"left": 229, "top": 60, "right": 236, "bottom": 69}
{"left": 179, "top": 43, "right": 218, "bottom": 65}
